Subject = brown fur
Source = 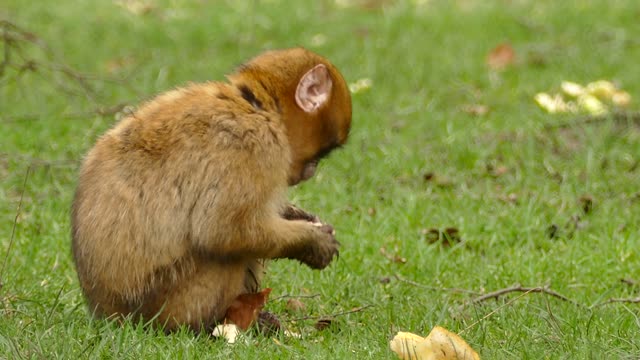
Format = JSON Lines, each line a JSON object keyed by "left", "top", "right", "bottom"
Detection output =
{"left": 71, "top": 48, "right": 352, "bottom": 332}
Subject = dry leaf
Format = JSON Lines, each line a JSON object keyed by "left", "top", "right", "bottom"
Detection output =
{"left": 314, "top": 317, "right": 334, "bottom": 331}
{"left": 486, "top": 43, "right": 516, "bottom": 70}
{"left": 380, "top": 246, "right": 407, "bottom": 264}
{"left": 257, "top": 310, "right": 282, "bottom": 335}
{"left": 390, "top": 326, "right": 480, "bottom": 360}
{"left": 422, "top": 228, "right": 462, "bottom": 247}
{"left": 579, "top": 195, "right": 593, "bottom": 214}
{"left": 224, "top": 288, "right": 272, "bottom": 330}
{"left": 286, "top": 298, "right": 306, "bottom": 312}
{"left": 461, "top": 104, "right": 489, "bottom": 117}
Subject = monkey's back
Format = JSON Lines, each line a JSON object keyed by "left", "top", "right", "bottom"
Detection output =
{"left": 71, "top": 82, "right": 291, "bottom": 314}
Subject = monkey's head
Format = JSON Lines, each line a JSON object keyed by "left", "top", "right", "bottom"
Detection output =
{"left": 229, "top": 48, "right": 352, "bottom": 185}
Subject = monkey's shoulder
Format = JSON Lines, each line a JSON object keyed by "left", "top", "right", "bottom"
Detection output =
{"left": 105, "top": 82, "right": 287, "bottom": 156}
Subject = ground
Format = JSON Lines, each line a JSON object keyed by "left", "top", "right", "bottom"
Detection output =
{"left": 1, "top": 1, "right": 639, "bottom": 358}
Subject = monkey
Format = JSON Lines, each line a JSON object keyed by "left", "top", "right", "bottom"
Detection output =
{"left": 71, "top": 47, "right": 352, "bottom": 332}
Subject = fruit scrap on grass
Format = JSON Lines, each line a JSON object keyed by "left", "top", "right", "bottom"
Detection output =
{"left": 534, "top": 80, "right": 631, "bottom": 115}
{"left": 212, "top": 288, "right": 272, "bottom": 343}
{"left": 390, "top": 326, "right": 480, "bottom": 360}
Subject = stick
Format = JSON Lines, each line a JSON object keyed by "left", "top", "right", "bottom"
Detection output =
{"left": 465, "top": 284, "right": 585, "bottom": 308}
{"left": 543, "top": 111, "right": 640, "bottom": 131}
{"left": 283, "top": 304, "right": 374, "bottom": 323}
{"left": 394, "top": 275, "right": 479, "bottom": 295}
{"left": 271, "top": 293, "right": 321, "bottom": 302}
{"left": 0, "top": 166, "right": 30, "bottom": 289}
{"left": 592, "top": 297, "right": 640, "bottom": 308}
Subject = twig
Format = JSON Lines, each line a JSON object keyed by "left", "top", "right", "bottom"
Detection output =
{"left": 0, "top": 103, "right": 127, "bottom": 123}
{"left": 465, "top": 283, "right": 585, "bottom": 308}
{"left": 271, "top": 293, "right": 321, "bottom": 302}
{"left": 0, "top": 153, "right": 78, "bottom": 168}
{"left": 1, "top": 19, "right": 141, "bottom": 104}
{"left": 0, "top": 166, "right": 31, "bottom": 291}
{"left": 621, "top": 278, "right": 639, "bottom": 286}
{"left": 459, "top": 288, "right": 537, "bottom": 335}
{"left": 592, "top": 297, "right": 640, "bottom": 308}
{"left": 543, "top": 111, "right": 640, "bottom": 131}
{"left": 282, "top": 304, "right": 374, "bottom": 322}
{"left": 394, "top": 275, "right": 479, "bottom": 295}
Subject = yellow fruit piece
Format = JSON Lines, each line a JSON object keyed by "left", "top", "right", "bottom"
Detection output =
{"left": 534, "top": 93, "right": 574, "bottom": 114}
{"left": 578, "top": 94, "right": 608, "bottom": 115}
{"left": 390, "top": 326, "right": 480, "bottom": 360}
{"left": 612, "top": 91, "right": 631, "bottom": 107}
{"left": 586, "top": 80, "right": 617, "bottom": 100}
{"left": 560, "top": 81, "right": 585, "bottom": 97}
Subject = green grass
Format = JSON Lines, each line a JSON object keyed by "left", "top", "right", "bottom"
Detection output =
{"left": 2, "top": 0, "right": 640, "bottom": 358}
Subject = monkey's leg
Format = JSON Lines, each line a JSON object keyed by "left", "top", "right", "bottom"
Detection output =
{"left": 143, "top": 260, "right": 249, "bottom": 332}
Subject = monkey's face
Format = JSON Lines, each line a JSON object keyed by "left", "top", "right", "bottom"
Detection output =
{"left": 287, "top": 62, "right": 351, "bottom": 186}
{"left": 229, "top": 48, "right": 351, "bottom": 186}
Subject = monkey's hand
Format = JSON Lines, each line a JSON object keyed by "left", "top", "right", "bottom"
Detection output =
{"left": 290, "top": 223, "right": 339, "bottom": 270}
{"left": 281, "top": 204, "right": 320, "bottom": 223}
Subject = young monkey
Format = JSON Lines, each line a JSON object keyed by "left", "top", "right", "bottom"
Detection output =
{"left": 71, "top": 48, "right": 352, "bottom": 332}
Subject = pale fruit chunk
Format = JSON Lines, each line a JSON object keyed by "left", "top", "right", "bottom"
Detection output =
{"left": 390, "top": 326, "right": 480, "bottom": 360}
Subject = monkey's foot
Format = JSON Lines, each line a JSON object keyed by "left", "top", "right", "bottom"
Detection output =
{"left": 256, "top": 311, "right": 282, "bottom": 335}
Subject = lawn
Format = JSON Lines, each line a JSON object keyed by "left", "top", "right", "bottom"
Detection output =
{"left": 1, "top": 0, "right": 640, "bottom": 358}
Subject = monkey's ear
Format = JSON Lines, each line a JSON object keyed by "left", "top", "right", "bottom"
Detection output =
{"left": 295, "top": 64, "right": 333, "bottom": 113}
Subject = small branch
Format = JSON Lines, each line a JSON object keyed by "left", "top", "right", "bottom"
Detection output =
{"left": 621, "top": 278, "right": 639, "bottom": 286}
{"left": 0, "top": 153, "right": 78, "bottom": 168}
{"left": 592, "top": 297, "right": 640, "bottom": 308}
{"left": 543, "top": 111, "right": 640, "bottom": 131}
{"left": 282, "top": 304, "right": 374, "bottom": 323}
{"left": 0, "top": 103, "right": 127, "bottom": 123}
{"left": 271, "top": 293, "right": 321, "bottom": 302}
{"left": 0, "top": 166, "right": 31, "bottom": 291}
{"left": 394, "top": 275, "right": 479, "bottom": 295}
{"left": 465, "top": 284, "right": 585, "bottom": 308}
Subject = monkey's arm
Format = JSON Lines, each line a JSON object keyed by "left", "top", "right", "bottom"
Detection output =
{"left": 281, "top": 204, "right": 320, "bottom": 222}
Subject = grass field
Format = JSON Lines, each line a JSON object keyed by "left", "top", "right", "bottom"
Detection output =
{"left": 2, "top": 0, "right": 640, "bottom": 358}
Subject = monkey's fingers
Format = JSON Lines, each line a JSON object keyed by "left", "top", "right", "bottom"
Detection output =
{"left": 312, "top": 222, "right": 336, "bottom": 237}
{"left": 282, "top": 204, "right": 319, "bottom": 222}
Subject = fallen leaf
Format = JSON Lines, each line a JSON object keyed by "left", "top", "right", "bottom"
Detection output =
{"left": 314, "top": 317, "right": 334, "bottom": 331}
{"left": 579, "top": 195, "right": 593, "bottom": 214}
{"left": 380, "top": 246, "right": 407, "bottom": 264}
{"left": 224, "top": 288, "right": 272, "bottom": 330}
{"left": 443, "top": 227, "right": 462, "bottom": 244}
{"left": 461, "top": 104, "right": 489, "bottom": 117}
{"left": 257, "top": 310, "right": 282, "bottom": 335}
{"left": 546, "top": 224, "right": 559, "bottom": 239}
{"left": 390, "top": 326, "right": 480, "bottom": 360}
{"left": 286, "top": 298, "right": 306, "bottom": 312}
{"left": 498, "top": 193, "right": 518, "bottom": 204}
{"left": 423, "top": 228, "right": 462, "bottom": 247}
{"left": 422, "top": 172, "right": 435, "bottom": 182}
{"left": 486, "top": 43, "right": 516, "bottom": 70}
